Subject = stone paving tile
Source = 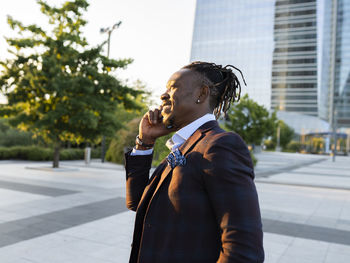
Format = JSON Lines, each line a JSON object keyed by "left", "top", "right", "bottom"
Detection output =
{"left": 0, "top": 154, "right": 349, "bottom": 262}
{"left": 257, "top": 173, "right": 350, "bottom": 190}
{"left": 0, "top": 212, "right": 134, "bottom": 263}
{"left": 263, "top": 218, "right": 350, "bottom": 246}
{"left": 0, "top": 188, "right": 124, "bottom": 224}
{"left": 324, "top": 252, "right": 350, "bottom": 263}
{"left": 0, "top": 197, "right": 127, "bottom": 247}
{"left": 0, "top": 180, "right": 79, "bottom": 196}
{"left": 290, "top": 170, "right": 350, "bottom": 178}
{"left": 0, "top": 189, "right": 47, "bottom": 208}
{"left": 0, "top": 174, "right": 114, "bottom": 193}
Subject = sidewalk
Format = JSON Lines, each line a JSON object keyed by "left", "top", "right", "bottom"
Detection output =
{"left": 0, "top": 153, "right": 349, "bottom": 263}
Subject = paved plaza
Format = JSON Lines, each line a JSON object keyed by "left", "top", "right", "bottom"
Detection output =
{"left": 0, "top": 152, "right": 349, "bottom": 263}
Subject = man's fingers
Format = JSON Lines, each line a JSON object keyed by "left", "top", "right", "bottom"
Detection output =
{"left": 153, "top": 109, "right": 160, "bottom": 123}
{"left": 148, "top": 110, "right": 154, "bottom": 124}
{"left": 147, "top": 109, "right": 161, "bottom": 124}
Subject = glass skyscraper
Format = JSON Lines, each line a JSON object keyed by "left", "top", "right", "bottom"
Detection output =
{"left": 320, "top": 0, "right": 350, "bottom": 128}
{"left": 190, "top": 0, "right": 275, "bottom": 109}
{"left": 190, "top": 0, "right": 349, "bottom": 130}
{"left": 270, "top": 0, "right": 318, "bottom": 116}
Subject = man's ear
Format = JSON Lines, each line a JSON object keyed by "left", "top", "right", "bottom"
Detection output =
{"left": 197, "top": 85, "right": 210, "bottom": 103}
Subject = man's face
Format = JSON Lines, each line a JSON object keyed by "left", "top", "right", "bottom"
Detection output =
{"left": 160, "top": 69, "right": 199, "bottom": 129}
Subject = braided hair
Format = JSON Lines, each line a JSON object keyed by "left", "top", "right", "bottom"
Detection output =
{"left": 182, "top": 61, "right": 246, "bottom": 119}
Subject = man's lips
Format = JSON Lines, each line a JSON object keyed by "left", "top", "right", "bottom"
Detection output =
{"left": 162, "top": 101, "right": 171, "bottom": 107}
{"left": 161, "top": 103, "right": 172, "bottom": 113}
{"left": 162, "top": 102, "right": 171, "bottom": 108}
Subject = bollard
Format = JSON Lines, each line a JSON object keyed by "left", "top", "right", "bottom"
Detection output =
{"left": 84, "top": 147, "right": 91, "bottom": 165}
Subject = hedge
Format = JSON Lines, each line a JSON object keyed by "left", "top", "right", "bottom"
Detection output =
{"left": 263, "top": 139, "right": 276, "bottom": 151}
{"left": 0, "top": 146, "right": 100, "bottom": 161}
{"left": 283, "top": 141, "right": 303, "bottom": 153}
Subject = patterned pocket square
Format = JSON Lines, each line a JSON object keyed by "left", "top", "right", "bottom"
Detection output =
{"left": 166, "top": 148, "right": 186, "bottom": 169}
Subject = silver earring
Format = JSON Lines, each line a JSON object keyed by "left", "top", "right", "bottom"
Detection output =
{"left": 197, "top": 99, "right": 200, "bottom": 103}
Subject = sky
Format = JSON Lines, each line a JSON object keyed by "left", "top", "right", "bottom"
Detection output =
{"left": 0, "top": 0, "right": 197, "bottom": 104}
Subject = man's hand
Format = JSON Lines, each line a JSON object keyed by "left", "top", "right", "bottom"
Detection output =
{"left": 137, "top": 107, "right": 174, "bottom": 149}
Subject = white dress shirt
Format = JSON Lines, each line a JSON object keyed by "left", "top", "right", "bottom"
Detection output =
{"left": 131, "top": 113, "right": 216, "bottom": 155}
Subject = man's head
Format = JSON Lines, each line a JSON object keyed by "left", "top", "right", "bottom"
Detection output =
{"left": 160, "top": 61, "right": 245, "bottom": 130}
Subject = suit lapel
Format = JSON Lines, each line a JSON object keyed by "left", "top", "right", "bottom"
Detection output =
{"left": 151, "top": 120, "right": 218, "bottom": 199}
{"left": 136, "top": 160, "right": 167, "bottom": 211}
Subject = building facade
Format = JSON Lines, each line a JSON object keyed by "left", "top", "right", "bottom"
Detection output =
{"left": 270, "top": 0, "right": 318, "bottom": 116}
{"left": 190, "top": 0, "right": 275, "bottom": 109}
{"left": 190, "top": 0, "right": 349, "bottom": 130}
{"left": 320, "top": 0, "right": 350, "bottom": 127}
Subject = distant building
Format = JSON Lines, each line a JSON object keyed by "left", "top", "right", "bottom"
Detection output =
{"left": 276, "top": 111, "right": 329, "bottom": 134}
{"left": 270, "top": 0, "right": 318, "bottom": 116}
{"left": 320, "top": 0, "right": 350, "bottom": 128}
{"left": 190, "top": 0, "right": 349, "bottom": 133}
{"left": 190, "top": 0, "right": 275, "bottom": 109}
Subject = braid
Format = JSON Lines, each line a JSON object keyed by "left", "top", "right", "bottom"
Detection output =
{"left": 183, "top": 61, "right": 246, "bottom": 119}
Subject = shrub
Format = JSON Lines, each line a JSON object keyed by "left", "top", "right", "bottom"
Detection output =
{"left": 0, "top": 119, "right": 46, "bottom": 147}
{"left": 250, "top": 150, "right": 258, "bottom": 167}
{"left": 91, "top": 147, "right": 101, "bottom": 158}
{"left": 264, "top": 139, "right": 276, "bottom": 151}
{"left": 60, "top": 148, "right": 84, "bottom": 160}
{"left": 106, "top": 118, "right": 140, "bottom": 164}
{"left": 152, "top": 134, "right": 173, "bottom": 167}
{"left": 272, "top": 121, "right": 295, "bottom": 149}
{"left": 284, "top": 141, "right": 302, "bottom": 153}
{"left": 0, "top": 146, "right": 99, "bottom": 161}
{"left": 0, "top": 146, "right": 52, "bottom": 160}
{"left": 106, "top": 117, "right": 173, "bottom": 167}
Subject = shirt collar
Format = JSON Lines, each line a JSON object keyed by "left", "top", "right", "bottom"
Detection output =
{"left": 166, "top": 113, "right": 216, "bottom": 151}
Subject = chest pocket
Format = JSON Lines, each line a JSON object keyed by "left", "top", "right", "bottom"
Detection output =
{"left": 167, "top": 152, "right": 206, "bottom": 213}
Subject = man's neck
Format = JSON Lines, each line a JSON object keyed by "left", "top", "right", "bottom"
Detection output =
{"left": 175, "top": 111, "right": 213, "bottom": 131}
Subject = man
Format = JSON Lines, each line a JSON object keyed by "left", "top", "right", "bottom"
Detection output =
{"left": 125, "top": 62, "right": 264, "bottom": 263}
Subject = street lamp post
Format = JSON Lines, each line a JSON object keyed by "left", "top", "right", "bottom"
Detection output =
{"left": 100, "top": 21, "right": 122, "bottom": 163}
{"left": 330, "top": 0, "right": 338, "bottom": 162}
{"left": 332, "top": 110, "right": 338, "bottom": 162}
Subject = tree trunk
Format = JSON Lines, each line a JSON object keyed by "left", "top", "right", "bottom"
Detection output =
{"left": 53, "top": 143, "right": 60, "bottom": 168}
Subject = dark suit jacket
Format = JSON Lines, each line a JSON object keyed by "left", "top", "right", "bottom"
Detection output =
{"left": 125, "top": 120, "right": 264, "bottom": 263}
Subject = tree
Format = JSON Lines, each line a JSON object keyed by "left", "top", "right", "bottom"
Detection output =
{"left": 225, "top": 94, "right": 277, "bottom": 146}
{"left": 272, "top": 120, "right": 295, "bottom": 150}
{"left": 0, "top": 0, "right": 141, "bottom": 167}
{"left": 106, "top": 80, "right": 172, "bottom": 166}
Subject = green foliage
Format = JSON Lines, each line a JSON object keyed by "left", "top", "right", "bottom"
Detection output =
{"left": 264, "top": 139, "right": 276, "bottom": 151}
{"left": 106, "top": 117, "right": 172, "bottom": 166}
{"left": 0, "top": 129, "right": 35, "bottom": 147}
{"left": 273, "top": 120, "right": 295, "bottom": 149}
{"left": 249, "top": 150, "right": 258, "bottom": 167}
{"left": 225, "top": 94, "right": 277, "bottom": 145}
{"left": 152, "top": 134, "right": 173, "bottom": 166}
{"left": 0, "top": 146, "right": 99, "bottom": 161}
{"left": 0, "top": 0, "right": 142, "bottom": 166}
{"left": 0, "top": 118, "right": 43, "bottom": 147}
{"left": 338, "top": 138, "right": 347, "bottom": 154}
{"left": 0, "top": 146, "right": 50, "bottom": 161}
{"left": 308, "top": 137, "right": 325, "bottom": 153}
{"left": 284, "top": 141, "right": 303, "bottom": 153}
{"left": 105, "top": 118, "right": 140, "bottom": 164}
{"left": 113, "top": 80, "right": 150, "bottom": 125}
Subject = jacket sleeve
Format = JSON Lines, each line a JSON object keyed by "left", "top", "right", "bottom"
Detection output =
{"left": 202, "top": 132, "right": 264, "bottom": 263}
{"left": 124, "top": 150, "right": 153, "bottom": 211}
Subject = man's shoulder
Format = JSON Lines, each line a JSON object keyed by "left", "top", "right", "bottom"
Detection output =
{"left": 200, "top": 126, "right": 254, "bottom": 172}
{"left": 204, "top": 126, "right": 247, "bottom": 148}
